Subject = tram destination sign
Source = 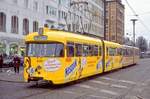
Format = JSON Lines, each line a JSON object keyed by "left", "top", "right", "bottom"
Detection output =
{"left": 34, "top": 36, "right": 48, "bottom": 41}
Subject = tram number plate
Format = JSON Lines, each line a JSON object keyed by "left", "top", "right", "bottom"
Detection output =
{"left": 34, "top": 36, "right": 47, "bottom": 41}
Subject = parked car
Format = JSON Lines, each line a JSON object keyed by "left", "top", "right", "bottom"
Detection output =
{"left": 3, "top": 58, "right": 14, "bottom": 67}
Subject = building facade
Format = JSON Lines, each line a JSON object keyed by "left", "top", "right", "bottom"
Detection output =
{"left": 105, "top": 0, "right": 124, "bottom": 44}
{"left": 66, "top": 0, "right": 104, "bottom": 38}
{"left": 0, "top": 0, "right": 104, "bottom": 56}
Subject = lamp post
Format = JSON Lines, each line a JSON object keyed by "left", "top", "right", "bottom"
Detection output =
{"left": 131, "top": 19, "right": 138, "bottom": 46}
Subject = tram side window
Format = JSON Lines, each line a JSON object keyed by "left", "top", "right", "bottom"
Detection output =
{"left": 89, "top": 45, "right": 94, "bottom": 56}
{"left": 99, "top": 46, "right": 102, "bottom": 56}
{"left": 83, "top": 45, "right": 89, "bottom": 56}
{"left": 123, "top": 49, "right": 126, "bottom": 56}
{"left": 94, "top": 45, "right": 98, "bottom": 56}
{"left": 75, "top": 44, "right": 82, "bottom": 56}
{"left": 130, "top": 49, "right": 133, "bottom": 56}
{"left": 109, "top": 48, "right": 116, "bottom": 56}
{"left": 117, "top": 48, "right": 122, "bottom": 56}
{"left": 126, "top": 49, "right": 129, "bottom": 56}
{"left": 67, "top": 43, "right": 74, "bottom": 57}
{"left": 106, "top": 47, "right": 109, "bottom": 56}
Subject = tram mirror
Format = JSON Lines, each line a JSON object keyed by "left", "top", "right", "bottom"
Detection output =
{"left": 38, "top": 28, "right": 44, "bottom": 35}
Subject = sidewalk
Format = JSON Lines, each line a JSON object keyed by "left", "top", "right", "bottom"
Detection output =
{"left": 0, "top": 67, "right": 24, "bottom": 83}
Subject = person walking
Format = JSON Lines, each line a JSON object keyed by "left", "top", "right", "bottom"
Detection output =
{"left": 13, "top": 55, "right": 20, "bottom": 73}
{"left": 0, "top": 54, "right": 3, "bottom": 72}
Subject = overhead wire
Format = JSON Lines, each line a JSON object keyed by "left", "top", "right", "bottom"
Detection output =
{"left": 124, "top": 0, "right": 150, "bottom": 33}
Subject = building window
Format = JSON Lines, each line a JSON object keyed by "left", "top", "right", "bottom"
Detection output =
{"left": 11, "top": 16, "right": 18, "bottom": 33}
{"left": 24, "top": 0, "right": 28, "bottom": 8}
{"left": 46, "top": 5, "right": 57, "bottom": 17}
{"left": 33, "top": 21, "right": 38, "bottom": 32}
{"left": 0, "top": 12, "right": 6, "bottom": 32}
{"left": 23, "top": 18, "right": 29, "bottom": 35}
{"left": 33, "top": 1, "right": 38, "bottom": 11}
{"left": 13, "top": 0, "right": 17, "bottom": 4}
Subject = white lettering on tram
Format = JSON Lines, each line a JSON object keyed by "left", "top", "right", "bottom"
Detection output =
{"left": 44, "top": 58, "right": 61, "bottom": 71}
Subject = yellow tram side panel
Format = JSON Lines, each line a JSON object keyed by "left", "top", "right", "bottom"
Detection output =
{"left": 122, "top": 57, "right": 134, "bottom": 67}
{"left": 24, "top": 57, "right": 66, "bottom": 84}
{"left": 65, "top": 36, "right": 103, "bottom": 81}
{"left": 24, "top": 29, "right": 104, "bottom": 84}
{"left": 24, "top": 31, "right": 68, "bottom": 84}
{"left": 104, "top": 41, "right": 122, "bottom": 72}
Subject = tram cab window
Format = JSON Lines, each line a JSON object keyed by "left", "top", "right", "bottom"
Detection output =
{"left": 67, "top": 43, "right": 74, "bottom": 57}
{"left": 83, "top": 45, "right": 89, "bottom": 56}
{"left": 55, "top": 44, "right": 64, "bottom": 57}
{"left": 27, "top": 43, "right": 64, "bottom": 57}
{"left": 75, "top": 44, "right": 82, "bottom": 56}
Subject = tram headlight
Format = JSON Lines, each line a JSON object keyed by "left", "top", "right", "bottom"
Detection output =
{"left": 27, "top": 67, "right": 35, "bottom": 75}
{"left": 37, "top": 65, "right": 42, "bottom": 70}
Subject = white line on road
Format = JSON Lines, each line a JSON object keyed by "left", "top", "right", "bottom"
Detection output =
{"left": 101, "top": 77, "right": 137, "bottom": 85}
{"left": 62, "top": 90, "right": 78, "bottom": 95}
{"left": 100, "top": 89, "right": 119, "bottom": 96}
{"left": 74, "top": 84, "right": 98, "bottom": 90}
{"left": 111, "top": 84, "right": 128, "bottom": 89}
{"left": 101, "top": 77, "right": 117, "bottom": 82}
{"left": 118, "top": 80, "right": 136, "bottom": 85}
{"left": 89, "top": 95, "right": 108, "bottom": 99}
{"left": 90, "top": 80, "right": 109, "bottom": 86}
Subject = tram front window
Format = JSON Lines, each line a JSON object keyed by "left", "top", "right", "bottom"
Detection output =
{"left": 27, "top": 43, "right": 64, "bottom": 57}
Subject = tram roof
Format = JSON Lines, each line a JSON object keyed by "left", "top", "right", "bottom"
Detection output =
{"left": 25, "top": 28, "right": 102, "bottom": 44}
{"left": 103, "top": 40, "right": 122, "bottom": 47}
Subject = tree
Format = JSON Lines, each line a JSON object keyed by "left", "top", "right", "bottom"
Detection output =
{"left": 123, "top": 37, "right": 134, "bottom": 46}
{"left": 136, "top": 36, "right": 148, "bottom": 52}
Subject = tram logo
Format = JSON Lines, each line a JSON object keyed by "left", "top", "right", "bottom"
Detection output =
{"left": 65, "top": 60, "right": 77, "bottom": 77}
{"left": 106, "top": 59, "right": 112, "bottom": 67}
{"left": 97, "top": 60, "right": 102, "bottom": 70}
{"left": 44, "top": 58, "right": 61, "bottom": 71}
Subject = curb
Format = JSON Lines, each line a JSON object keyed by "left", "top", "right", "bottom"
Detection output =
{"left": 0, "top": 79, "right": 25, "bottom": 83}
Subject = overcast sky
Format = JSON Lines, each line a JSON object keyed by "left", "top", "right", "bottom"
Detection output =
{"left": 122, "top": 0, "right": 150, "bottom": 42}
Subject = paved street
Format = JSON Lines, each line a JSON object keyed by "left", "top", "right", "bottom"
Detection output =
{"left": 0, "top": 58, "right": 150, "bottom": 99}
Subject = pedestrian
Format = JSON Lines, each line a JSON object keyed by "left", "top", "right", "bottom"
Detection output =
{"left": 13, "top": 54, "right": 20, "bottom": 73}
{"left": 0, "top": 54, "right": 3, "bottom": 72}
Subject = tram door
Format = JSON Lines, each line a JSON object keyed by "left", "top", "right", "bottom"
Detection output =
{"left": 75, "top": 44, "right": 82, "bottom": 79}
{"left": 66, "top": 42, "right": 77, "bottom": 80}
{"left": 105, "top": 47, "right": 114, "bottom": 72}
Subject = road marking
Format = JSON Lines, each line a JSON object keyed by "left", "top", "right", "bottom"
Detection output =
{"left": 118, "top": 80, "right": 136, "bottom": 84}
{"left": 100, "top": 89, "right": 119, "bottom": 96}
{"left": 101, "top": 77, "right": 117, "bottom": 82}
{"left": 74, "top": 84, "right": 98, "bottom": 90}
{"left": 62, "top": 90, "right": 78, "bottom": 95}
{"left": 89, "top": 95, "right": 107, "bottom": 99}
{"left": 90, "top": 80, "right": 109, "bottom": 86}
{"left": 101, "top": 77, "right": 137, "bottom": 85}
{"left": 111, "top": 84, "right": 128, "bottom": 89}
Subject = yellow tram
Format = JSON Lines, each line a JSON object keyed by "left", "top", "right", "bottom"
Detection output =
{"left": 24, "top": 28, "right": 139, "bottom": 84}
